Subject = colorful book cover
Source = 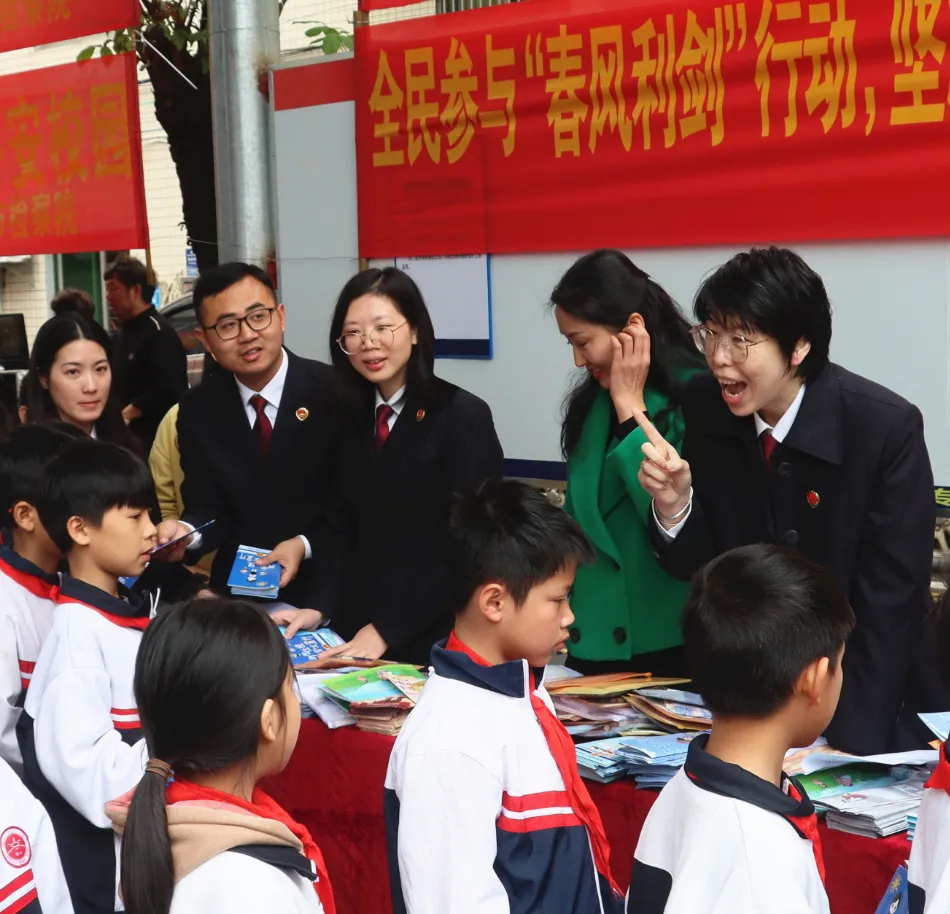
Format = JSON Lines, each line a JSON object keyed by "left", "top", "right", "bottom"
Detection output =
{"left": 798, "top": 764, "right": 902, "bottom": 801}
{"left": 322, "top": 665, "right": 426, "bottom": 709}
{"left": 283, "top": 628, "right": 346, "bottom": 666}
{"left": 227, "top": 545, "right": 281, "bottom": 598}
{"left": 874, "top": 866, "right": 908, "bottom": 914}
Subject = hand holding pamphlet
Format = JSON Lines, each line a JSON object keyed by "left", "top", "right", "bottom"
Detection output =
{"left": 228, "top": 545, "right": 282, "bottom": 599}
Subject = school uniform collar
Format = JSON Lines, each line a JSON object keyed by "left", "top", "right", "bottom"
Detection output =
{"left": 234, "top": 347, "right": 290, "bottom": 414}
{"left": 430, "top": 633, "right": 545, "bottom": 699}
{"left": 0, "top": 544, "right": 58, "bottom": 587}
{"left": 753, "top": 383, "right": 805, "bottom": 444}
{"left": 375, "top": 385, "right": 407, "bottom": 417}
{"left": 684, "top": 734, "right": 816, "bottom": 830}
{"left": 53, "top": 574, "right": 151, "bottom": 630}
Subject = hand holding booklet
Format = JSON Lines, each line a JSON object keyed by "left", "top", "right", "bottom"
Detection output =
{"left": 228, "top": 545, "right": 282, "bottom": 599}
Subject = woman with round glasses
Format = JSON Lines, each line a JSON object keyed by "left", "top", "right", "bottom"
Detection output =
{"left": 551, "top": 249, "right": 706, "bottom": 676}
{"left": 635, "top": 246, "right": 947, "bottom": 756}
{"left": 272, "top": 267, "right": 503, "bottom": 664}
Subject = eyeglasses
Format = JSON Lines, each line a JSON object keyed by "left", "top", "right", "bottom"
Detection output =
{"left": 337, "top": 321, "right": 409, "bottom": 356}
{"left": 205, "top": 308, "right": 276, "bottom": 341}
{"left": 691, "top": 324, "right": 767, "bottom": 363}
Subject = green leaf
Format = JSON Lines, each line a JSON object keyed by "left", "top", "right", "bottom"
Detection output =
{"left": 304, "top": 26, "right": 327, "bottom": 37}
{"left": 341, "top": 34, "right": 354, "bottom": 51}
{"left": 101, "top": 45, "right": 114, "bottom": 56}
{"left": 114, "top": 32, "right": 131, "bottom": 53}
{"left": 77, "top": 45, "right": 97, "bottom": 61}
{"left": 322, "top": 31, "right": 342, "bottom": 54}
{"left": 170, "top": 29, "right": 187, "bottom": 51}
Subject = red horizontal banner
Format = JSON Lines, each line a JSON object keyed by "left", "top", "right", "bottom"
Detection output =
{"left": 0, "top": 0, "right": 139, "bottom": 54}
{"left": 0, "top": 53, "right": 148, "bottom": 256}
{"left": 356, "top": 0, "right": 950, "bottom": 257}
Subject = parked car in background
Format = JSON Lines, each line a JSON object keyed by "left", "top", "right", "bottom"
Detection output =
{"left": 159, "top": 293, "right": 205, "bottom": 388}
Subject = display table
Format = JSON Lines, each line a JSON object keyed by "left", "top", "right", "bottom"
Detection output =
{"left": 265, "top": 720, "right": 911, "bottom": 914}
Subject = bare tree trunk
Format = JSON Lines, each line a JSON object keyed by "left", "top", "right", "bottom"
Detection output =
{"left": 139, "top": 7, "right": 218, "bottom": 270}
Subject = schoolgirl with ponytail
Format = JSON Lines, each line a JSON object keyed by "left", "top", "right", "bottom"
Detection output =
{"left": 106, "top": 596, "right": 335, "bottom": 914}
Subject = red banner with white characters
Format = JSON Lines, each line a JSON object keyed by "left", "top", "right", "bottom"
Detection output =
{"left": 0, "top": 53, "right": 147, "bottom": 255}
{"left": 0, "top": 0, "right": 139, "bottom": 54}
{"left": 355, "top": 0, "right": 950, "bottom": 257}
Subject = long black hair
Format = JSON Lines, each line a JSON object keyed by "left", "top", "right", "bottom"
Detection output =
{"left": 22, "top": 313, "right": 136, "bottom": 450}
{"left": 328, "top": 267, "right": 438, "bottom": 415}
{"left": 551, "top": 250, "right": 704, "bottom": 459}
{"left": 121, "top": 597, "right": 293, "bottom": 914}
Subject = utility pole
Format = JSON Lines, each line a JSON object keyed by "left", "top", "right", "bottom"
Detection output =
{"left": 207, "top": 0, "right": 280, "bottom": 268}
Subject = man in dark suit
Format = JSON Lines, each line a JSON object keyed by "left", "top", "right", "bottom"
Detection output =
{"left": 105, "top": 254, "right": 188, "bottom": 451}
{"left": 635, "top": 247, "right": 948, "bottom": 756}
{"left": 156, "top": 262, "right": 335, "bottom": 610}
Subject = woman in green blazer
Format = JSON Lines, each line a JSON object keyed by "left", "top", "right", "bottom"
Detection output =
{"left": 552, "top": 249, "right": 706, "bottom": 677}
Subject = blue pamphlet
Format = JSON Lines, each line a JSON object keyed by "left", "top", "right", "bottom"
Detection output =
{"left": 874, "top": 866, "right": 909, "bottom": 914}
{"left": 227, "top": 545, "right": 282, "bottom": 599}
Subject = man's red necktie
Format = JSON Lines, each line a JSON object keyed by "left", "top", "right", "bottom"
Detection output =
{"left": 375, "top": 404, "right": 394, "bottom": 450}
{"left": 760, "top": 428, "right": 778, "bottom": 469}
{"left": 250, "top": 394, "right": 273, "bottom": 455}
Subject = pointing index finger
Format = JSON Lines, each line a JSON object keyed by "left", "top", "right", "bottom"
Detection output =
{"left": 631, "top": 406, "right": 672, "bottom": 459}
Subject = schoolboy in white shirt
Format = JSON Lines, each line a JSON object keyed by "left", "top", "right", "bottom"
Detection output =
{"left": 629, "top": 544, "right": 855, "bottom": 914}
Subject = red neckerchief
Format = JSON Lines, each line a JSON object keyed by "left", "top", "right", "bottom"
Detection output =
{"left": 784, "top": 778, "right": 826, "bottom": 885}
{"left": 445, "top": 632, "right": 622, "bottom": 897}
{"left": 926, "top": 741, "right": 950, "bottom": 794}
{"left": 50, "top": 584, "right": 150, "bottom": 631}
{"left": 167, "top": 778, "right": 336, "bottom": 914}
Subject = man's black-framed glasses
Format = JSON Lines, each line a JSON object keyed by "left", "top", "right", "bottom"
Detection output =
{"left": 205, "top": 307, "right": 277, "bottom": 341}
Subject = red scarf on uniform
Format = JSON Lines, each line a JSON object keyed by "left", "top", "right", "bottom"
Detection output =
{"left": 166, "top": 778, "right": 336, "bottom": 914}
{"left": 925, "top": 740, "right": 950, "bottom": 794}
{"left": 446, "top": 632, "right": 622, "bottom": 897}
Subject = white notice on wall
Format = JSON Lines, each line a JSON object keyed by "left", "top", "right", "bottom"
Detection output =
{"left": 368, "top": 255, "right": 492, "bottom": 359}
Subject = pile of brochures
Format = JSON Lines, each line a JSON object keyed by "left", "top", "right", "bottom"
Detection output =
{"left": 228, "top": 545, "right": 282, "bottom": 599}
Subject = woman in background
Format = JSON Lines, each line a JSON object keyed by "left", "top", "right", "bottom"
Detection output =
{"left": 552, "top": 249, "right": 706, "bottom": 676}
{"left": 274, "top": 267, "right": 504, "bottom": 664}
{"left": 21, "top": 312, "right": 137, "bottom": 451}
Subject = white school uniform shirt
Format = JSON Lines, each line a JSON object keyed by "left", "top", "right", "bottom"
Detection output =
{"left": 908, "top": 742, "right": 950, "bottom": 912}
{"left": 628, "top": 734, "right": 829, "bottom": 914}
{"left": 22, "top": 577, "right": 149, "bottom": 912}
{"left": 375, "top": 385, "right": 406, "bottom": 432}
{"left": 0, "top": 548, "right": 58, "bottom": 775}
{"left": 385, "top": 638, "right": 619, "bottom": 914}
{"left": 654, "top": 383, "right": 807, "bottom": 538}
{"left": 0, "top": 756, "right": 73, "bottom": 914}
{"left": 171, "top": 853, "right": 325, "bottom": 914}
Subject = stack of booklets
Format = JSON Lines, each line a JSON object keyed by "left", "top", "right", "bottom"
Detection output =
{"left": 228, "top": 545, "right": 281, "bottom": 599}
{"left": 319, "top": 665, "right": 427, "bottom": 736}
{"left": 618, "top": 733, "right": 704, "bottom": 788}
{"left": 820, "top": 771, "right": 930, "bottom": 837}
{"left": 546, "top": 674, "right": 695, "bottom": 741}
{"left": 576, "top": 732, "right": 704, "bottom": 786}
{"left": 624, "top": 691, "right": 711, "bottom": 733}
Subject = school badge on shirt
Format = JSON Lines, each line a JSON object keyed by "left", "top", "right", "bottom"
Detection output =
{"left": 296, "top": 407, "right": 309, "bottom": 422}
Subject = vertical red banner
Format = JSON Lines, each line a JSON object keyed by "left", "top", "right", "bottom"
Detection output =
{"left": 0, "top": 53, "right": 148, "bottom": 255}
{"left": 0, "top": 0, "right": 139, "bottom": 54}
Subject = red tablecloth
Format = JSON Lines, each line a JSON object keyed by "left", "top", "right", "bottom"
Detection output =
{"left": 266, "top": 720, "right": 911, "bottom": 914}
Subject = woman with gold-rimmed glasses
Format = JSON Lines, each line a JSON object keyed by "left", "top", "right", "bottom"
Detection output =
{"left": 271, "top": 267, "right": 503, "bottom": 665}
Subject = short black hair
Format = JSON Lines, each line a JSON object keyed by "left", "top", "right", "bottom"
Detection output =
{"left": 192, "top": 262, "right": 275, "bottom": 325}
{"left": 683, "top": 544, "right": 855, "bottom": 717}
{"left": 35, "top": 438, "right": 155, "bottom": 552}
{"left": 104, "top": 254, "right": 155, "bottom": 303}
{"left": 694, "top": 247, "right": 832, "bottom": 383}
{"left": 0, "top": 423, "right": 84, "bottom": 515}
{"left": 448, "top": 478, "right": 593, "bottom": 611}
